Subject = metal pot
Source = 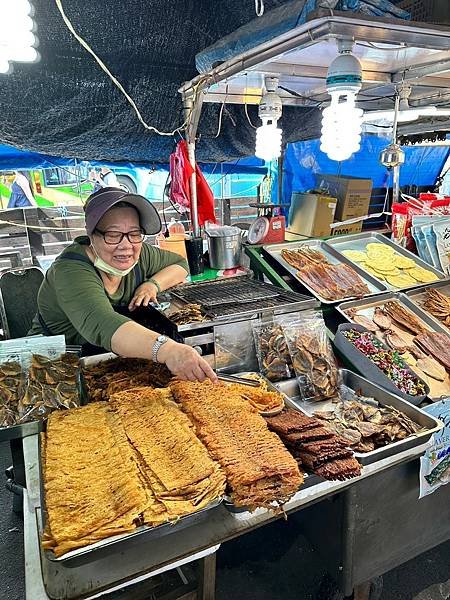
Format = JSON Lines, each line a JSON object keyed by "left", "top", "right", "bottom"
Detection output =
{"left": 206, "top": 227, "right": 242, "bottom": 270}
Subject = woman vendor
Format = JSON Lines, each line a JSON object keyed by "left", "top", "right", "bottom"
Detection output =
{"left": 29, "top": 187, "right": 217, "bottom": 383}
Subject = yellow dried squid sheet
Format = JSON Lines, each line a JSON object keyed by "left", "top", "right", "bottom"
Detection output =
{"left": 42, "top": 389, "right": 225, "bottom": 557}
{"left": 109, "top": 387, "right": 225, "bottom": 522}
{"left": 42, "top": 403, "right": 149, "bottom": 557}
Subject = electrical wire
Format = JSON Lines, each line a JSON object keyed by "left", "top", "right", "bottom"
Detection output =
{"left": 356, "top": 42, "right": 406, "bottom": 51}
{"left": 244, "top": 101, "right": 257, "bottom": 129}
{"left": 54, "top": 0, "right": 207, "bottom": 137}
{"left": 278, "top": 85, "right": 322, "bottom": 106}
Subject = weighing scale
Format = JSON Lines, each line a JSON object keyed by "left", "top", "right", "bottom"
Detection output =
{"left": 247, "top": 203, "right": 288, "bottom": 245}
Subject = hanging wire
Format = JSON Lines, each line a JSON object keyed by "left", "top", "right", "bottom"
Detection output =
{"left": 244, "top": 101, "right": 257, "bottom": 129}
{"left": 54, "top": 0, "right": 207, "bottom": 136}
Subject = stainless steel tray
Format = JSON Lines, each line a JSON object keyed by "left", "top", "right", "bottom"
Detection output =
{"left": 263, "top": 240, "right": 387, "bottom": 304}
{"left": 406, "top": 280, "right": 450, "bottom": 333}
{"left": 38, "top": 418, "right": 223, "bottom": 567}
{"left": 275, "top": 369, "right": 442, "bottom": 465}
{"left": 337, "top": 291, "right": 450, "bottom": 338}
{"left": 327, "top": 232, "right": 445, "bottom": 291}
{"left": 336, "top": 292, "right": 450, "bottom": 400}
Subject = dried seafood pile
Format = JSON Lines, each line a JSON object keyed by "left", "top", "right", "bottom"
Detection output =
{"left": 281, "top": 247, "right": 370, "bottom": 301}
{"left": 285, "top": 330, "right": 339, "bottom": 401}
{"left": 170, "top": 303, "right": 207, "bottom": 325}
{"left": 171, "top": 380, "right": 303, "bottom": 510}
{"left": 0, "top": 361, "right": 24, "bottom": 427}
{"left": 342, "top": 329, "right": 427, "bottom": 397}
{"left": 314, "top": 393, "right": 424, "bottom": 453}
{"left": 252, "top": 323, "right": 294, "bottom": 382}
{"left": 83, "top": 357, "right": 172, "bottom": 402}
{"left": 225, "top": 378, "right": 285, "bottom": 414}
{"left": 266, "top": 409, "right": 361, "bottom": 481}
{"left": 341, "top": 242, "right": 438, "bottom": 288}
{"left": 42, "top": 390, "right": 226, "bottom": 558}
{"left": 0, "top": 354, "right": 80, "bottom": 428}
{"left": 421, "top": 288, "right": 450, "bottom": 329}
{"left": 345, "top": 300, "right": 450, "bottom": 383}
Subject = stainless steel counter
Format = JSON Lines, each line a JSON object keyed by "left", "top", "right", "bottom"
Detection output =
{"left": 23, "top": 432, "right": 432, "bottom": 599}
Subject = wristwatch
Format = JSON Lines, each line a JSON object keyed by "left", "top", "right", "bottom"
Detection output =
{"left": 152, "top": 334, "right": 168, "bottom": 363}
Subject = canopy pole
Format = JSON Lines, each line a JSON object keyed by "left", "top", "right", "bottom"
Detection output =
{"left": 183, "top": 91, "right": 205, "bottom": 238}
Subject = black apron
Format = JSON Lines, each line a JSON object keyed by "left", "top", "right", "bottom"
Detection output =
{"left": 37, "top": 253, "right": 143, "bottom": 356}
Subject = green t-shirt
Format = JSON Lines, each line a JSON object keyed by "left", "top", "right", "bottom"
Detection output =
{"left": 29, "top": 236, "right": 188, "bottom": 349}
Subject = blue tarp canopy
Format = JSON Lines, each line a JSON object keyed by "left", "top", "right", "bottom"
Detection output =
{"left": 0, "top": 144, "right": 267, "bottom": 175}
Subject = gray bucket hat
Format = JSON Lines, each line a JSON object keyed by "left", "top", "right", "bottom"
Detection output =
{"left": 84, "top": 187, "right": 162, "bottom": 235}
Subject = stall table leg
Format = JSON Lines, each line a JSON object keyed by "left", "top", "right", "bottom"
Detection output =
{"left": 197, "top": 553, "right": 217, "bottom": 600}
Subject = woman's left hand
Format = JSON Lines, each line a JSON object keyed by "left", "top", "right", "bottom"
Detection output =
{"left": 128, "top": 282, "right": 158, "bottom": 311}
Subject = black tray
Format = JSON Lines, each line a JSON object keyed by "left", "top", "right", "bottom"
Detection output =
{"left": 333, "top": 323, "right": 429, "bottom": 406}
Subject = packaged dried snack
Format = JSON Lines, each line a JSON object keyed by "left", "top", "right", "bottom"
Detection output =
{"left": 251, "top": 320, "right": 294, "bottom": 382}
{"left": 281, "top": 310, "right": 340, "bottom": 402}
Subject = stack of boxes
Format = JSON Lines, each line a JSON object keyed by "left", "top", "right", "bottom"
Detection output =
{"left": 286, "top": 175, "right": 373, "bottom": 239}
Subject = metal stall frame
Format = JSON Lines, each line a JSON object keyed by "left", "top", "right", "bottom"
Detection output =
{"left": 179, "top": 9, "right": 450, "bottom": 231}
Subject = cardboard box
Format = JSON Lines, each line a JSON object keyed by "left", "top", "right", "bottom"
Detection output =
{"left": 316, "top": 175, "right": 372, "bottom": 221}
{"left": 330, "top": 221, "right": 363, "bottom": 237}
{"left": 287, "top": 192, "right": 337, "bottom": 239}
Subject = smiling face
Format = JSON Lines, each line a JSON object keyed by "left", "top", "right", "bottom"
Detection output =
{"left": 90, "top": 206, "right": 143, "bottom": 271}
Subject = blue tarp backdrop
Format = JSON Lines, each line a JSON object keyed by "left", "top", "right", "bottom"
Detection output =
{"left": 282, "top": 135, "right": 450, "bottom": 206}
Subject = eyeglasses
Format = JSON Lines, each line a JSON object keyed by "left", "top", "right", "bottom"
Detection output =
{"left": 94, "top": 228, "right": 145, "bottom": 245}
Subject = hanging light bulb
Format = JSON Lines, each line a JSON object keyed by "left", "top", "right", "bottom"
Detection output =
{"left": 255, "top": 77, "right": 283, "bottom": 162}
{"left": 320, "top": 40, "right": 363, "bottom": 162}
{"left": 0, "top": 0, "right": 39, "bottom": 75}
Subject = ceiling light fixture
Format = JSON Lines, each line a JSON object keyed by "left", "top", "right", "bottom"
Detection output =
{"left": 0, "top": 0, "right": 39, "bottom": 74}
{"left": 320, "top": 39, "right": 363, "bottom": 162}
{"left": 362, "top": 84, "right": 450, "bottom": 124}
{"left": 255, "top": 76, "right": 282, "bottom": 163}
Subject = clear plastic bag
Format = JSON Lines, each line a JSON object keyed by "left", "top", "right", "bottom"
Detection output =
{"left": 0, "top": 352, "right": 27, "bottom": 427}
{"left": 19, "top": 351, "right": 81, "bottom": 423}
{"left": 251, "top": 320, "right": 294, "bottom": 382}
{"left": 281, "top": 310, "right": 341, "bottom": 402}
{"left": 0, "top": 335, "right": 81, "bottom": 427}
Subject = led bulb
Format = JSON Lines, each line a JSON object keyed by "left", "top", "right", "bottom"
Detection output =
{"left": 255, "top": 122, "right": 282, "bottom": 162}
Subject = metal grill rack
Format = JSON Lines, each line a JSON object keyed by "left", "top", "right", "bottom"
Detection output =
{"left": 170, "top": 277, "right": 312, "bottom": 318}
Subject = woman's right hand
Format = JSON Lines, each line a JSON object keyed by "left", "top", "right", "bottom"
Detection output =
{"left": 157, "top": 340, "right": 218, "bottom": 383}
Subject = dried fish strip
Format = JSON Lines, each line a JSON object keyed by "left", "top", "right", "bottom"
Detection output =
{"left": 170, "top": 303, "right": 207, "bottom": 325}
{"left": 42, "top": 390, "right": 226, "bottom": 557}
{"left": 83, "top": 357, "right": 172, "bottom": 402}
{"left": 421, "top": 288, "right": 450, "bottom": 330}
{"left": 382, "top": 301, "right": 427, "bottom": 335}
{"left": 0, "top": 361, "right": 23, "bottom": 427}
{"left": 266, "top": 408, "right": 361, "bottom": 481}
{"left": 225, "top": 383, "right": 285, "bottom": 413}
{"left": 281, "top": 247, "right": 370, "bottom": 301}
{"left": 171, "top": 381, "right": 304, "bottom": 510}
{"left": 414, "top": 332, "right": 450, "bottom": 370}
